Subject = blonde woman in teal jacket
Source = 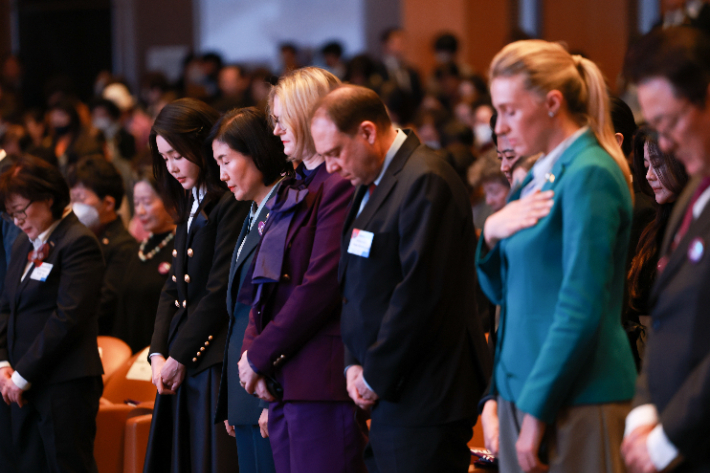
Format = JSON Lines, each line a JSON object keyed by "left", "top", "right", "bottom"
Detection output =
{"left": 477, "top": 40, "right": 638, "bottom": 473}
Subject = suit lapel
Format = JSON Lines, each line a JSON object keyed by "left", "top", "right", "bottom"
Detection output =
{"left": 653, "top": 178, "right": 710, "bottom": 294}
{"left": 186, "top": 194, "right": 212, "bottom": 249}
{"left": 339, "top": 130, "right": 419, "bottom": 281}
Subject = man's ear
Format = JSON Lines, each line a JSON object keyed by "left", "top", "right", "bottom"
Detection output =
{"left": 359, "top": 121, "right": 378, "bottom": 145}
{"left": 615, "top": 132, "right": 624, "bottom": 149}
{"left": 102, "top": 195, "right": 117, "bottom": 214}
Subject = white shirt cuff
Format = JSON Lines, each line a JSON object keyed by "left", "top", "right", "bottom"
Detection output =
{"left": 647, "top": 424, "right": 679, "bottom": 470}
{"left": 624, "top": 404, "right": 659, "bottom": 437}
{"left": 11, "top": 371, "right": 31, "bottom": 391}
{"left": 0, "top": 361, "right": 10, "bottom": 369}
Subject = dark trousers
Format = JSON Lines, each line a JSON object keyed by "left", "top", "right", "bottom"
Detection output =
{"left": 0, "top": 375, "right": 102, "bottom": 473}
{"left": 364, "top": 417, "right": 473, "bottom": 473}
{"left": 144, "top": 364, "right": 238, "bottom": 473}
{"left": 234, "top": 424, "right": 276, "bottom": 473}
{"left": 268, "top": 400, "right": 367, "bottom": 473}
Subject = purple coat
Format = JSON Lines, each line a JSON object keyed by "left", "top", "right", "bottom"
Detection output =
{"left": 240, "top": 162, "right": 354, "bottom": 401}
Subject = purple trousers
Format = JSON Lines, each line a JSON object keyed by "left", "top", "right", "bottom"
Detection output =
{"left": 268, "top": 400, "right": 367, "bottom": 473}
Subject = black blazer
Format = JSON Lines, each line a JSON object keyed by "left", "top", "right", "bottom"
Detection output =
{"left": 634, "top": 176, "right": 710, "bottom": 471}
{"left": 97, "top": 217, "right": 138, "bottom": 335}
{"left": 0, "top": 212, "right": 105, "bottom": 386}
{"left": 150, "top": 191, "right": 249, "bottom": 375}
{"left": 339, "top": 131, "right": 491, "bottom": 427}
{"left": 215, "top": 203, "right": 269, "bottom": 426}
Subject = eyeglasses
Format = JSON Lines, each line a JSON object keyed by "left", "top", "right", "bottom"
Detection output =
{"left": 648, "top": 100, "right": 692, "bottom": 141}
{"left": 2, "top": 201, "right": 33, "bottom": 223}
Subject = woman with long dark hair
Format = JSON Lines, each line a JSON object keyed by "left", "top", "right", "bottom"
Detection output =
{"left": 626, "top": 127, "right": 688, "bottom": 360}
{"left": 144, "top": 98, "right": 248, "bottom": 473}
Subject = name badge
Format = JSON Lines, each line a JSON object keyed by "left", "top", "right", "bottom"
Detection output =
{"left": 30, "top": 263, "right": 54, "bottom": 282}
{"left": 347, "top": 229, "right": 374, "bottom": 258}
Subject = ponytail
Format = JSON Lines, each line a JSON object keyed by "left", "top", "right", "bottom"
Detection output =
{"left": 491, "top": 41, "right": 634, "bottom": 200}
{"left": 575, "top": 56, "right": 634, "bottom": 199}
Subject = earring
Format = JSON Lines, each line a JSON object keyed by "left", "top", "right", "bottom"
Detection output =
{"left": 548, "top": 111, "right": 555, "bottom": 118}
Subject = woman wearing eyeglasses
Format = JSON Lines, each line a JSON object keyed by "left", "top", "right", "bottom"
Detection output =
{"left": 0, "top": 155, "right": 105, "bottom": 473}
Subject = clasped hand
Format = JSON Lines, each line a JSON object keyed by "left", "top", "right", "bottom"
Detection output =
{"left": 345, "top": 365, "right": 378, "bottom": 410}
{"left": 150, "top": 355, "right": 186, "bottom": 394}
{"left": 621, "top": 424, "right": 658, "bottom": 473}
{"left": 0, "top": 366, "right": 26, "bottom": 407}
{"left": 237, "top": 351, "right": 275, "bottom": 402}
{"left": 484, "top": 190, "right": 554, "bottom": 248}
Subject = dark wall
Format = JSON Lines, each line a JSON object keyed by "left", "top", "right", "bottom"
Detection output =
{"left": 18, "top": 0, "right": 112, "bottom": 108}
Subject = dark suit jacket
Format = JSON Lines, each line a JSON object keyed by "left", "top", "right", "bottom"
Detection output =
{"left": 634, "top": 176, "right": 710, "bottom": 471}
{"left": 150, "top": 191, "right": 248, "bottom": 375}
{"left": 0, "top": 212, "right": 104, "bottom": 386}
{"left": 340, "top": 131, "right": 491, "bottom": 427}
{"left": 97, "top": 217, "right": 138, "bottom": 335}
{"left": 241, "top": 163, "right": 354, "bottom": 402}
{"left": 215, "top": 202, "right": 269, "bottom": 425}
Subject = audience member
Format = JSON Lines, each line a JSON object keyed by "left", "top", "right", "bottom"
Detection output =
{"left": 47, "top": 99, "right": 102, "bottom": 175}
{"left": 377, "top": 28, "right": 423, "bottom": 110}
{"left": 212, "top": 65, "right": 252, "bottom": 112}
{"left": 626, "top": 127, "right": 688, "bottom": 369}
{"left": 67, "top": 156, "right": 137, "bottom": 334}
{"left": 321, "top": 41, "right": 347, "bottom": 79}
{"left": 0, "top": 155, "right": 104, "bottom": 473}
{"left": 238, "top": 67, "right": 367, "bottom": 473}
{"left": 112, "top": 169, "right": 176, "bottom": 353}
{"left": 622, "top": 26, "right": 710, "bottom": 473}
{"left": 144, "top": 98, "right": 246, "bottom": 473}
{"left": 210, "top": 107, "right": 290, "bottom": 473}
{"left": 478, "top": 40, "right": 636, "bottom": 472}
{"left": 312, "top": 85, "right": 490, "bottom": 473}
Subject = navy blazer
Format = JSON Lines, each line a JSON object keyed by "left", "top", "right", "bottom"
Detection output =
{"left": 150, "top": 191, "right": 249, "bottom": 374}
{"left": 0, "top": 212, "right": 105, "bottom": 386}
{"left": 214, "top": 202, "right": 269, "bottom": 425}
{"left": 340, "top": 131, "right": 491, "bottom": 427}
{"left": 634, "top": 176, "right": 710, "bottom": 471}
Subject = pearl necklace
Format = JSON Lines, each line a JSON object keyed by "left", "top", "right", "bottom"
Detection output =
{"left": 138, "top": 230, "right": 175, "bottom": 262}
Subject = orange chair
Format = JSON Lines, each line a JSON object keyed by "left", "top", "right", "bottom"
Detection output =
{"left": 95, "top": 348, "right": 157, "bottom": 473}
{"left": 123, "top": 413, "right": 153, "bottom": 473}
{"left": 98, "top": 336, "right": 132, "bottom": 383}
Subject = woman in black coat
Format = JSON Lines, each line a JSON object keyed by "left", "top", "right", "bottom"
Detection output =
{"left": 144, "top": 98, "right": 249, "bottom": 473}
{"left": 0, "top": 155, "right": 105, "bottom": 473}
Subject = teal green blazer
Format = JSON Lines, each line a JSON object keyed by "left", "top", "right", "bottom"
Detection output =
{"left": 476, "top": 130, "right": 637, "bottom": 423}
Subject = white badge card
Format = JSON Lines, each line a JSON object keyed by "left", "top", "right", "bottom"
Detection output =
{"left": 347, "top": 229, "right": 374, "bottom": 258}
{"left": 30, "top": 263, "right": 54, "bottom": 282}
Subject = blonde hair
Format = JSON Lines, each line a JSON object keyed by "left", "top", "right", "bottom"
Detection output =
{"left": 489, "top": 40, "right": 633, "bottom": 197}
{"left": 267, "top": 67, "right": 341, "bottom": 160}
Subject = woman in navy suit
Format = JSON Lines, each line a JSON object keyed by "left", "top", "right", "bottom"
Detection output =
{"left": 211, "top": 107, "right": 291, "bottom": 473}
{"left": 144, "top": 98, "right": 248, "bottom": 473}
{"left": 237, "top": 67, "right": 367, "bottom": 473}
{"left": 0, "top": 155, "right": 105, "bottom": 473}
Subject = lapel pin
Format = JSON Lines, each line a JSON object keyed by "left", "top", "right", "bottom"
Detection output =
{"left": 688, "top": 237, "right": 705, "bottom": 264}
{"left": 545, "top": 173, "right": 556, "bottom": 183}
{"left": 158, "top": 262, "right": 171, "bottom": 275}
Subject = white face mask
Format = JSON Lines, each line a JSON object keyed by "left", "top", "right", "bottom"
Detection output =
{"left": 73, "top": 202, "right": 100, "bottom": 231}
{"left": 474, "top": 124, "right": 492, "bottom": 148}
